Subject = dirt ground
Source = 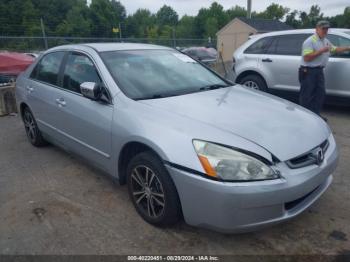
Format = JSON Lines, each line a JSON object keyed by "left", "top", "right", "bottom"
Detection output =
{"left": 0, "top": 106, "right": 349, "bottom": 256}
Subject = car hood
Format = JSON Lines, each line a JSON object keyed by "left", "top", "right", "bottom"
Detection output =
{"left": 140, "top": 85, "right": 330, "bottom": 161}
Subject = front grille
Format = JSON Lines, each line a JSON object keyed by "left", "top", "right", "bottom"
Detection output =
{"left": 285, "top": 186, "right": 320, "bottom": 210}
{"left": 286, "top": 139, "right": 329, "bottom": 169}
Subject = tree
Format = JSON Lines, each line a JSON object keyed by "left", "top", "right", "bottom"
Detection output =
{"left": 156, "top": 5, "right": 178, "bottom": 26}
{"left": 176, "top": 15, "right": 195, "bottom": 38}
{"left": 125, "top": 9, "right": 156, "bottom": 38}
{"left": 309, "top": 5, "right": 323, "bottom": 27}
{"left": 258, "top": 3, "right": 290, "bottom": 20}
{"left": 226, "top": 5, "right": 247, "bottom": 20}
{"left": 342, "top": 7, "right": 350, "bottom": 27}
{"left": 285, "top": 10, "right": 301, "bottom": 29}
{"left": 56, "top": 1, "right": 91, "bottom": 37}
{"left": 1, "top": 0, "right": 350, "bottom": 44}
{"left": 298, "top": 5, "right": 324, "bottom": 28}
{"left": 0, "top": 0, "right": 27, "bottom": 35}
{"left": 88, "top": 0, "right": 126, "bottom": 37}
{"left": 193, "top": 2, "right": 229, "bottom": 39}
{"left": 299, "top": 11, "right": 310, "bottom": 28}
{"left": 111, "top": 0, "right": 126, "bottom": 22}
{"left": 159, "top": 25, "right": 173, "bottom": 38}
{"left": 194, "top": 8, "right": 210, "bottom": 38}
{"left": 147, "top": 26, "right": 159, "bottom": 40}
{"left": 22, "top": 0, "right": 41, "bottom": 36}
{"left": 31, "top": 0, "right": 82, "bottom": 34}
{"left": 204, "top": 17, "right": 219, "bottom": 38}
{"left": 207, "top": 2, "right": 228, "bottom": 29}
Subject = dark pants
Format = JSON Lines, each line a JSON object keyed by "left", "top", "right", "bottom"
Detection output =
{"left": 298, "top": 67, "right": 325, "bottom": 115}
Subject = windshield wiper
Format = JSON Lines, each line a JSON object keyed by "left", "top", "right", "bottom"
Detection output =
{"left": 134, "top": 94, "right": 166, "bottom": 101}
{"left": 134, "top": 84, "right": 230, "bottom": 100}
{"left": 199, "top": 84, "right": 229, "bottom": 91}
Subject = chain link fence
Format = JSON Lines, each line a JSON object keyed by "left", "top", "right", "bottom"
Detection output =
{"left": 0, "top": 36, "right": 234, "bottom": 81}
{"left": 0, "top": 36, "right": 216, "bottom": 52}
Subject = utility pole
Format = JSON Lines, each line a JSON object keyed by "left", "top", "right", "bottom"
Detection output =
{"left": 40, "top": 18, "right": 48, "bottom": 50}
{"left": 119, "top": 22, "right": 122, "bottom": 39}
{"left": 247, "top": 0, "right": 252, "bottom": 19}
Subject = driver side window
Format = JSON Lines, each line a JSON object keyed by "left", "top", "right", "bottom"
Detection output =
{"left": 328, "top": 34, "right": 350, "bottom": 58}
{"left": 62, "top": 53, "right": 101, "bottom": 93}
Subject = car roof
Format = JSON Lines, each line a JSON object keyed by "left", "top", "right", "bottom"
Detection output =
{"left": 49, "top": 43, "right": 173, "bottom": 53}
{"left": 184, "top": 47, "right": 207, "bottom": 50}
{"left": 252, "top": 28, "right": 350, "bottom": 38}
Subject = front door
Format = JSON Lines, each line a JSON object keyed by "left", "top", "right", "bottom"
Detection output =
{"left": 326, "top": 34, "right": 350, "bottom": 97}
{"left": 51, "top": 52, "right": 114, "bottom": 172}
{"left": 260, "top": 34, "right": 311, "bottom": 92}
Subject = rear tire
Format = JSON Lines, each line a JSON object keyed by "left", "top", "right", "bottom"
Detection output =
{"left": 240, "top": 74, "right": 268, "bottom": 92}
{"left": 127, "top": 151, "right": 181, "bottom": 226}
{"left": 22, "top": 107, "right": 47, "bottom": 147}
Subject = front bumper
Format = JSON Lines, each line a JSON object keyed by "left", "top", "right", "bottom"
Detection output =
{"left": 166, "top": 136, "right": 338, "bottom": 233}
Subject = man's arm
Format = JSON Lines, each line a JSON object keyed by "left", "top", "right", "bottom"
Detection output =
{"left": 334, "top": 46, "right": 350, "bottom": 53}
{"left": 303, "top": 47, "right": 330, "bottom": 62}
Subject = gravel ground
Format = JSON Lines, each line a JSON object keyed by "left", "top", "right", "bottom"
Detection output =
{"left": 0, "top": 106, "right": 349, "bottom": 256}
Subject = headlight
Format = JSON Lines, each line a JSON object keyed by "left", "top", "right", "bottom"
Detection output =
{"left": 193, "top": 140, "right": 279, "bottom": 181}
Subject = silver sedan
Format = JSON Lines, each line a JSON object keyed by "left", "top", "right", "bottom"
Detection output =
{"left": 15, "top": 43, "right": 338, "bottom": 233}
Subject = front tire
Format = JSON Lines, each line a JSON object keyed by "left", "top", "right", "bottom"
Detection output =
{"left": 127, "top": 151, "right": 181, "bottom": 226}
{"left": 22, "top": 107, "right": 47, "bottom": 147}
{"left": 240, "top": 74, "right": 268, "bottom": 92}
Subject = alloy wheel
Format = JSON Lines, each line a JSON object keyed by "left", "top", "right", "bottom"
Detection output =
{"left": 243, "top": 80, "right": 259, "bottom": 90}
{"left": 130, "top": 165, "right": 165, "bottom": 219}
{"left": 23, "top": 110, "right": 37, "bottom": 142}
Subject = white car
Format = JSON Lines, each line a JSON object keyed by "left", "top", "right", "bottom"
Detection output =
{"left": 233, "top": 29, "right": 350, "bottom": 103}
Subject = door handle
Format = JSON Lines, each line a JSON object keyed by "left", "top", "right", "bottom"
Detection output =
{"left": 26, "top": 86, "right": 34, "bottom": 93}
{"left": 55, "top": 98, "right": 66, "bottom": 107}
{"left": 262, "top": 58, "right": 273, "bottom": 62}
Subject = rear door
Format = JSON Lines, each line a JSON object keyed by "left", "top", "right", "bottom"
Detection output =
{"left": 259, "top": 34, "right": 310, "bottom": 91}
{"left": 237, "top": 36, "right": 274, "bottom": 82}
{"left": 27, "top": 51, "right": 66, "bottom": 137}
{"left": 51, "top": 51, "right": 114, "bottom": 172}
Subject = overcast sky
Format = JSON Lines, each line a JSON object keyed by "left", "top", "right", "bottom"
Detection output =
{"left": 116, "top": 0, "right": 348, "bottom": 17}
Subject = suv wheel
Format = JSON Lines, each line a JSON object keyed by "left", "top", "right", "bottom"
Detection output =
{"left": 240, "top": 75, "right": 268, "bottom": 92}
{"left": 22, "top": 107, "right": 47, "bottom": 147}
{"left": 127, "top": 151, "right": 181, "bottom": 226}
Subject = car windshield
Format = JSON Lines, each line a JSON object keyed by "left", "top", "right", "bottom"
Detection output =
{"left": 100, "top": 49, "right": 228, "bottom": 100}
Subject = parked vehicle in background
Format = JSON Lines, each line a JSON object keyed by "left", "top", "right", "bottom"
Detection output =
{"left": 16, "top": 43, "right": 338, "bottom": 233}
{"left": 233, "top": 29, "right": 350, "bottom": 103}
{"left": 0, "top": 52, "right": 34, "bottom": 83}
{"left": 24, "top": 52, "right": 40, "bottom": 59}
{"left": 182, "top": 47, "right": 217, "bottom": 65}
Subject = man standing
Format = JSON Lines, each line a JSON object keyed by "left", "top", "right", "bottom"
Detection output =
{"left": 299, "top": 21, "right": 350, "bottom": 117}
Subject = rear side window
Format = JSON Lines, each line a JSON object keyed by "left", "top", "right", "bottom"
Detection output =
{"left": 244, "top": 37, "right": 274, "bottom": 54}
{"left": 62, "top": 53, "right": 101, "bottom": 93}
{"left": 30, "top": 52, "right": 65, "bottom": 86}
{"left": 272, "top": 34, "right": 310, "bottom": 56}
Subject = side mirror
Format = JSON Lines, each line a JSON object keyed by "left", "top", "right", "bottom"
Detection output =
{"left": 80, "top": 82, "right": 101, "bottom": 101}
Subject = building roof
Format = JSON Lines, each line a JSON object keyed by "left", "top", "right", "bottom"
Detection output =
{"left": 238, "top": 17, "right": 293, "bottom": 32}
{"left": 216, "top": 17, "right": 293, "bottom": 36}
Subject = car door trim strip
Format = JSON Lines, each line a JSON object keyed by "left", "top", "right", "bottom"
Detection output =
{"left": 37, "top": 119, "right": 111, "bottom": 159}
